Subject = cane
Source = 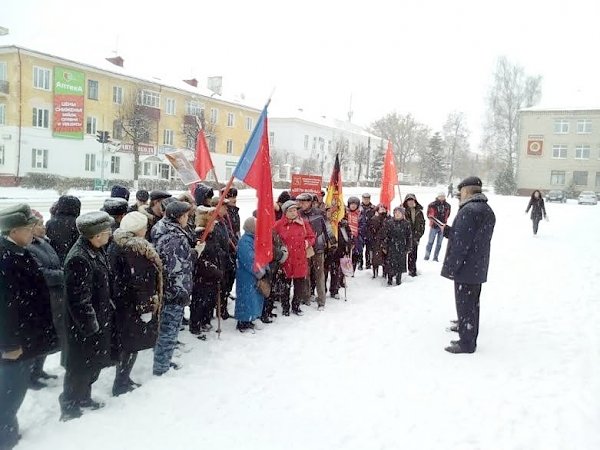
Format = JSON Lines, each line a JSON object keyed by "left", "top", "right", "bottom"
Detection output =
{"left": 216, "top": 286, "right": 222, "bottom": 339}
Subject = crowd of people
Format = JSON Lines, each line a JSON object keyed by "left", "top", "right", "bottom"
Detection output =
{"left": 0, "top": 176, "right": 496, "bottom": 449}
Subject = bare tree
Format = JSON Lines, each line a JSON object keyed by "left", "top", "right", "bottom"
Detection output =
{"left": 370, "top": 112, "right": 429, "bottom": 172}
{"left": 442, "top": 111, "right": 470, "bottom": 183}
{"left": 181, "top": 109, "right": 218, "bottom": 151}
{"left": 354, "top": 142, "right": 369, "bottom": 184}
{"left": 115, "top": 88, "right": 158, "bottom": 189}
{"left": 482, "top": 56, "right": 542, "bottom": 179}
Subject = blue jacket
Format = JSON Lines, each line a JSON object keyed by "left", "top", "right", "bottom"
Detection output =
{"left": 441, "top": 193, "right": 495, "bottom": 284}
{"left": 234, "top": 232, "right": 264, "bottom": 322}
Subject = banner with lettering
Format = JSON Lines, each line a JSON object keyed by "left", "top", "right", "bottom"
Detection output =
{"left": 53, "top": 67, "right": 85, "bottom": 139}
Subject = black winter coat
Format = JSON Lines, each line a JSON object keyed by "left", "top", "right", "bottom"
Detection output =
{"left": 383, "top": 219, "right": 412, "bottom": 274}
{"left": 402, "top": 203, "right": 426, "bottom": 245}
{"left": 442, "top": 193, "right": 496, "bottom": 284}
{"left": 526, "top": 197, "right": 546, "bottom": 221}
{"left": 27, "top": 236, "right": 65, "bottom": 344}
{"left": 226, "top": 205, "right": 241, "bottom": 241}
{"left": 108, "top": 230, "right": 163, "bottom": 353}
{"left": 46, "top": 195, "right": 81, "bottom": 264}
{"left": 368, "top": 213, "right": 390, "bottom": 267}
{"left": 0, "top": 237, "right": 58, "bottom": 363}
{"left": 63, "top": 237, "right": 114, "bottom": 370}
{"left": 301, "top": 207, "right": 329, "bottom": 254}
{"left": 194, "top": 231, "right": 224, "bottom": 288}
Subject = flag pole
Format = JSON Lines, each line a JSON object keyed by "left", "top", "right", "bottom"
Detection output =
{"left": 199, "top": 174, "right": 235, "bottom": 243}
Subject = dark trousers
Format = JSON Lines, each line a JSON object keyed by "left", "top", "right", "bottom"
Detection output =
{"left": 220, "top": 269, "right": 235, "bottom": 316}
{"left": 532, "top": 218, "right": 541, "bottom": 235}
{"left": 281, "top": 277, "right": 308, "bottom": 313}
{"left": 407, "top": 243, "right": 418, "bottom": 275}
{"left": 364, "top": 241, "right": 372, "bottom": 267}
{"left": 0, "top": 359, "right": 32, "bottom": 449}
{"left": 114, "top": 352, "right": 137, "bottom": 388}
{"left": 454, "top": 282, "right": 481, "bottom": 350}
{"left": 31, "top": 355, "right": 46, "bottom": 380}
{"left": 325, "top": 253, "right": 342, "bottom": 295}
{"left": 264, "top": 269, "right": 286, "bottom": 317}
{"left": 62, "top": 365, "right": 101, "bottom": 405}
{"left": 190, "top": 284, "right": 218, "bottom": 332}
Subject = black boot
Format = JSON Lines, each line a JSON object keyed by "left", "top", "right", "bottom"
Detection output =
{"left": 59, "top": 394, "right": 83, "bottom": 422}
{"left": 396, "top": 275, "right": 401, "bottom": 285}
{"left": 387, "top": 275, "right": 393, "bottom": 286}
{"left": 78, "top": 398, "right": 105, "bottom": 410}
{"left": 372, "top": 267, "right": 377, "bottom": 278}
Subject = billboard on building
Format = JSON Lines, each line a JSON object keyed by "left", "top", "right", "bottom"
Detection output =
{"left": 527, "top": 135, "right": 544, "bottom": 156}
{"left": 53, "top": 67, "right": 85, "bottom": 139}
{"left": 291, "top": 174, "right": 323, "bottom": 197}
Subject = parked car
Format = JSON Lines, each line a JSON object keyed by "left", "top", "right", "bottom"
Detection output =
{"left": 578, "top": 191, "right": 598, "bottom": 205}
{"left": 546, "top": 190, "right": 567, "bottom": 203}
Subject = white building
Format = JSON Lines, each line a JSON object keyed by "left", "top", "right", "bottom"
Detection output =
{"left": 269, "top": 110, "right": 384, "bottom": 183}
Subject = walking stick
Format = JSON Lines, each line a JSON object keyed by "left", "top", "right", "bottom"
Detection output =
{"left": 216, "top": 286, "right": 222, "bottom": 339}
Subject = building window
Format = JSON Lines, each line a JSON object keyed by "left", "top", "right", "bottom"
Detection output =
{"left": 553, "top": 119, "right": 569, "bottom": 134}
{"left": 596, "top": 172, "right": 600, "bottom": 188}
{"left": 87, "top": 80, "right": 99, "bottom": 100}
{"left": 573, "top": 171, "right": 588, "bottom": 186}
{"left": 138, "top": 90, "right": 160, "bottom": 108}
{"left": 575, "top": 145, "right": 590, "bottom": 160}
{"left": 269, "top": 132, "right": 275, "bottom": 146}
{"left": 0, "top": 103, "right": 5, "bottom": 125}
{"left": 110, "top": 155, "right": 121, "bottom": 174}
{"left": 246, "top": 117, "right": 253, "bottom": 131}
{"left": 186, "top": 101, "right": 204, "bottom": 116}
{"left": 209, "top": 136, "right": 216, "bottom": 153}
{"left": 31, "top": 148, "right": 48, "bottom": 169}
{"left": 166, "top": 98, "right": 176, "bottom": 115}
{"left": 32, "top": 107, "right": 49, "bottom": 128}
{"left": 226, "top": 139, "right": 233, "bottom": 154}
{"left": 160, "top": 163, "right": 170, "bottom": 180}
{"left": 0, "top": 145, "right": 4, "bottom": 165}
{"left": 227, "top": 113, "right": 235, "bottom": 127}
{"left": 577, "top": 119, "right": 592, "bottom": 134}
{"left": 210, "top": 108, "right": 218, "bottom": 124}
{"left": 304, "top": 135, "right": 309, "bottom": 150}
{"left": 552, "top": 144, "right": 567, "bottom": 159}
{"left": 319, "top": 137, "right": 325, "bottom": 151}
{"left": 143, "top": 162, "right": 157, "bottom": 176}
{"left": 550, "top": 170, "right": 565, "bottom": 185}
{"left": 85, "top": 153, "right": 96, "bottom": 172}
{"left": 312, "top": 137, "right": 317, "bottom": 150}
{"left": 86, "top": 116, "right": 97, "bottom": 135}
{"left": 113, "top": 86, "right": 123, "bottom": 104}
{"left": 0, "top": 62, "right": 6, "bottom": 81}
{"left": 33, "top": 67, "right": 51, "bottom": 90}
{"left": 112, "top": 120, "right": 123, "bottom": 140}
{"left": 163, "top": 129, "right": 174, "bottom": 146}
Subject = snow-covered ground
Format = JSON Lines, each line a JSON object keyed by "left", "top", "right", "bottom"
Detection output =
{"left": 5, "top": 186, "right": 600, "bottom": 449}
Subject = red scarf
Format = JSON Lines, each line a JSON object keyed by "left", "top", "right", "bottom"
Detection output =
{"left": 347, "top": 209, "right": 360, "bottom": 238}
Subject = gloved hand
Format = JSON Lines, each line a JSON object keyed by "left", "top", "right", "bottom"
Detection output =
{"left": 195, "top": 241, "right": 206, "bottom": 256}
{"left": 140, "top": 312, "right": 153, "bottom": 323}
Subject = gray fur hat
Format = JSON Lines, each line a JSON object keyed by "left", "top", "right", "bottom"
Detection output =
{"left": 281, "top": 200, "right": 299, "bottom": 214}
{"left": 0, "top": 204, "right": 38, "bottom": 232}
{"left": 76, "top": 211, "right": 114, "bottom": 238}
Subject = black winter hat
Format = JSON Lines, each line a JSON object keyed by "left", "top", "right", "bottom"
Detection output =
{"left": 165, "top": 201, "right": 192, "bottom": 220}
{"left": 76, "top": 211, "right": 114, "bottom": 238}
{"left": 103, "top": 197, "right": 129, "bottom": 216}
{"left": 111, "top": 184, "right": 130, "bottom": 201}
{"left": 296, "top": 193, "right": 313, "bottom": 201}
{"left": 136, "top": 189, "right": 150, "bottom": 202}
{"left": 150, "top": 190, "right": 172, "bottom": 202}
{"left": 0, "top": 203, "right": 38, "bottom": 232}
{"left": 194, "top": 184, "right": 214, "bottom": 206}
{"left": 220, "top": 187, "right": 238, "bottom": 198}
{"left": 458, "top": 176, "right": 483, "bottom": 191}
{"left": 277, "top": 191, "right": 291, "bottom": 204}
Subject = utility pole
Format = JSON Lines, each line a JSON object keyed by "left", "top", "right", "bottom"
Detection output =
{"left": 96, "top": 130, "right": 110, "bottom": 191}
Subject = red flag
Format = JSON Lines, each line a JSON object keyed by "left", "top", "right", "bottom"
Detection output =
{"left": 232, "top": 107, "right": 274, "bottom": 271}
{"left": 379, "top": 142, "right": 398, "bottom": 210}
{"left": 194, "top": 129, "right": 214, "bottom": 181}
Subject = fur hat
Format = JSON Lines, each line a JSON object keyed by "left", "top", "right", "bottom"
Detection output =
{"left": 119, "top": 211, "right": 148, "bottom": 234}
{"left": 243, "top": 216, "right": 256, "bottom": 234}
{"left": 136, "top": 189, "right": 150, "bottom": 202}
{"left": 103, "top": 197, "right": 129, "bottom": 216}
{"left": 165, "top": 201, "right": 192, "bottom": 220}
{"left": 457, "top": 176, "right": 483, "bottom": 191}
{"left": 277, "top": 191, "right": 291, "bottom": 204}
{"left": 393, "top": 206, "right": 406, "bottom": 216}
{"left": 296, "top": 193, "right": 313, "bottom": 202}
{"left": 0, "top": 204, "right": 38, "bottom": 232}
{"left": 110, "top": 185, "right": 130, "bottom": 201}
{"left": 210, "top": 197, "right": 229, "bottom": 207}
{"left": 281, "top": 200, "right": 299, "bottom": 214}
{"left": 149, "top": 190, "right": 171, "bottom": 202}
{"left": 76, "top": 211, "right": 114, "bottom": 238}
{"left": 31, "top": 209, "right": 44, "bottom": 222}
{"left": 195, "top": 206, "right": 215, "bottom": 228}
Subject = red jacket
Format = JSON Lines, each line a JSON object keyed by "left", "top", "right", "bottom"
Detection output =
{"left": 274, "top": 216, "right": 316, "bottom": 279}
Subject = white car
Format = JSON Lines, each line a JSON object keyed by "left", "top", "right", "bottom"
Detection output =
{"left": 578, "top": 191, "right": 598, "bottom": 205}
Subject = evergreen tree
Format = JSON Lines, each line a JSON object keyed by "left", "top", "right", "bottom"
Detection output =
{"left": 370, "top": 142, "right": 386, "bottom": 183}
{"left": 493, "top": 167, "right": 517, "bottom": 195}
{"left": 421, "top": 132, "right": 445, "bottom": 184}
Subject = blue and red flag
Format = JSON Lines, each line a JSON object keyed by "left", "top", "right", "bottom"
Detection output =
{"left": 233, "top": 105, "right": 274, "bottom": 271}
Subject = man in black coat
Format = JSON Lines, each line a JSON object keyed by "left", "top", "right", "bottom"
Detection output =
{"left": 441, "top": 176, "right": 496, "bottom": 354}
{"left": 45, "top": 195, "right": 81, "bottom": 265}
{"left": 60, "top": 211, "right": 114, "bottom": 421}
{"left": 402, "top": 193, "right": 425, "bottom": 277}
{"left": 0, "top": 204, "right": 58, "bottom": 449}
{"left": 144, "top": 191, "right": 171, "bottom": 240}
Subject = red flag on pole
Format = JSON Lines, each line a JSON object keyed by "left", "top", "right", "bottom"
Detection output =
{"left": 379, "top": 142, "right": 398, "bottom": 210}
{"left": 194, "top": 129, "right": 214, "bottom": 181}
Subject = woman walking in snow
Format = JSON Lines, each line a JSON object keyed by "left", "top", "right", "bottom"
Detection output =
{"left": 367, "top": 204, "right": 390, "bottom": 278}
{"left": 525, "top": 190, "right": 547, "bottom": 235}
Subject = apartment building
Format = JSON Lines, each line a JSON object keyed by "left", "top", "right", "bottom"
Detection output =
{"left": 0, "top": 45, "right": 260, "bottom": 186}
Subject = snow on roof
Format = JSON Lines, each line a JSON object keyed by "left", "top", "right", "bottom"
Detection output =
{"left": 520, "top": 106, "right": 600, "bottom": 113}
{"left": 0, "top": 44, "right": 261, "bottom": 112}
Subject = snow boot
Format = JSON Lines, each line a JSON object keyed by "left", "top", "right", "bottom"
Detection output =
{"left": 444, "top": 342, "right": 476, "bottom": 354}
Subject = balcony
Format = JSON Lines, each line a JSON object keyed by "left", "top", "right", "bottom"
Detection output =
{"left": 0, "top": 80, "right": 8, "bottom": 95}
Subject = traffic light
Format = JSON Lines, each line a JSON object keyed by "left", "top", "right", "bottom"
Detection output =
{"left": 96, "top": 131, "right": 110, "bottom": 143}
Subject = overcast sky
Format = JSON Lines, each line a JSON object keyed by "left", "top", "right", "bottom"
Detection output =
{"left": 4, "top": 0, "right": 600, "bottom": 150}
